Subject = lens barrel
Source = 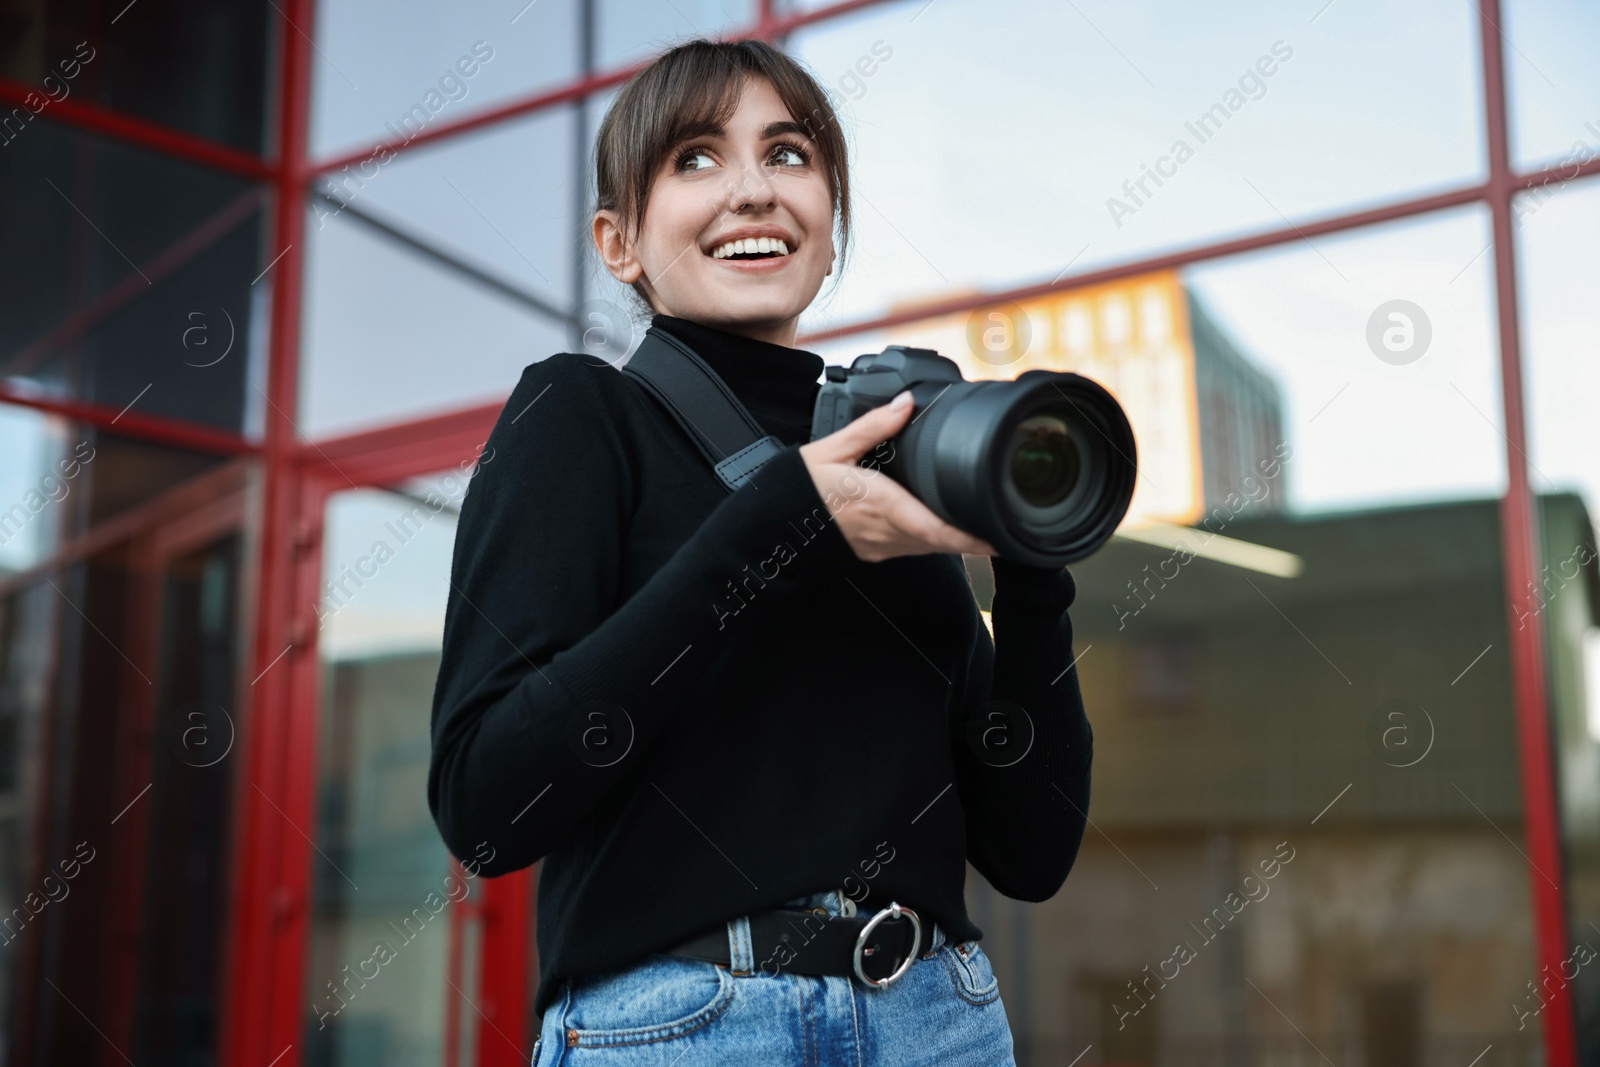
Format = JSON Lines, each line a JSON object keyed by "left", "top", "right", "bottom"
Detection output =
{"left": 813, "top": 349, "right": 1137, "bottom": 567}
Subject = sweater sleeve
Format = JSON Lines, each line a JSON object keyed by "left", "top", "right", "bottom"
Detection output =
{"left": 951, "top": 555, "right": 1093, "bottom": 902}
{"left": 428, "top": 354, "right": 859, "bottom": 876}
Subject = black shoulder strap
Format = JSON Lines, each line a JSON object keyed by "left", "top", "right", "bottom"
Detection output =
{"left": 618, "top": 326, "right": 784, "bottom": 493}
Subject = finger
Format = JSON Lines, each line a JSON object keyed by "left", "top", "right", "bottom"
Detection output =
{"left": 888, "top": 493, "right": 993, "bottom": 556}
{"left": 813, "top": 391, "right": 914, "bottom": 463}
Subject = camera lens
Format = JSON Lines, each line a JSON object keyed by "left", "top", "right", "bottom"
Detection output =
{"left": 1009, "top": 411, "right": 1081, "bottom": 508}
{"left": 823, "top": 348, "right": 1136, "bottom": 566}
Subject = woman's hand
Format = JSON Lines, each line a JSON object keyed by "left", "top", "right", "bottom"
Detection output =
{"left": 799, "top": 390, "right": 998, "bottom": 563}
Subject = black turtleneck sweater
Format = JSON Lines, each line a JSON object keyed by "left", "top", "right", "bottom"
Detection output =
{"left": 428, "top": 313, "right": 1093, "bottom": 1017}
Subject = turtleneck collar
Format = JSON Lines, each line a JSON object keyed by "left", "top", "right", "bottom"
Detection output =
{"left": 648, "top": 314, "right": 825, "bottom": 447}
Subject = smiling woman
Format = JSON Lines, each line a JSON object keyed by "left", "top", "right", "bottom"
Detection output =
{"left": 429, "top": 37, "right": 1093, "bottom": 1067}
{"left": 589, "top": 40, "right": 852, "bottom": 347}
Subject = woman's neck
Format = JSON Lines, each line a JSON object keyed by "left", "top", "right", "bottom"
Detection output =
{"left": 651, "top": 309, "right": 797, "bottom": 348}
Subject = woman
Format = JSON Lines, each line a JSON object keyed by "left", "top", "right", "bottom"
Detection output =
{"left": 428, "top": 37, "right": 1093, "bottom": 1067}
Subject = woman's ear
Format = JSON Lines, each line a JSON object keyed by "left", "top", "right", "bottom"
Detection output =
{"left": 592, "top": 210, "right": 643, "bottom": 284}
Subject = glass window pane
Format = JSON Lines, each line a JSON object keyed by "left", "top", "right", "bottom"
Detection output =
{"left": 789, "top": 0, "right": 1486, "bottom": 330}
{"left": 1516, "top": 172, "right": 1600, "bottom": 1065}
{"left": 303, "top": 477, "right": 466, "bottom": 1064}
{"left": 825, "top": 209, "right": 1537, "bottom": 1060}
{"left": 0, "top": 580, "right": 55, "bottom": 1043}
{"left": 1503, "top": 0, "right": 1600, "bottom": 174}
{"left": 0, "top": 406, "right": 78, "bottom": 574}
{"left": 0, "top": 460, "right": 248, "bottom": 1064}
{"left": 130, "top": 532, "right": 244, "bottom": 1063}
{"left": 0, "top": 409, "right": 233, "bottom": 572}
{"left": 309, "top": 0, "right": 578, "bottom": 159}
{"left": 0, "top": 0, "right": 274, "bottom": 154}
{"left": 299, "top": 199, "right": 568, "bottom": 440}
{"left": 596, "top": 0, "right": 758, "bottom": 70}
{"left": 312, "top": 108, "right": 578, "bottom": 307}
{"left": 0, "top": 123, "right": 266, "bottom": 435}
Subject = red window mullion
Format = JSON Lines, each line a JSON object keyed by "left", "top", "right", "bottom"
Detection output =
{"left": 217, "top": 0, "right": 315, "bottom": 1060}
{"left": 1477, "top": 1, "right": 1576, "bottom": 1064}
{"left": 0, "top": 78, "right": 276, "bottom": 182}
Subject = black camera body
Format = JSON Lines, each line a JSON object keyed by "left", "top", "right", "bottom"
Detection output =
{"left": 811, "top": 345, "right": 1137, "bottom": 568}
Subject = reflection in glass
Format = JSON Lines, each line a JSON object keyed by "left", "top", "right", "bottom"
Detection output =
{"left": 890, "top": 211, "right": 1539, "bottom": 1063}
{"left": 299, "top": 194, "right": 568, "bottom": 441}
{"left": 312, "top": 108, "right": 577, "bottom": 305}
{"left": 130, "top": 534, "right": 243, "bottom": 1064}
{"left": 596, "top": 0, "right": 759, "bottom": 71}
{"left": 0, "top": 580, "right": 57, "bottom": 1053}
{"left": 309, "top": 0, "right": 578, "bottom": 159}
{"left": 1514, "top": 174, "right": 1600, "bottom": 1065}
{"left": 789, "top": 0, "right": 1485, "bottom": 330}
{"left": 0, "top": 123, "right": 265, "bottom": 434}
{"left": 0, "top": 0, "right": 273, "bottom": 153}
{"left": 304, "top": 479, "right": 478, "bottom": 1067}
{"left": 1502, "top": 0, "right": 1600, "bottom": 174}
{"left": 0, "top": 455, "right": 247, "bottom": 1063}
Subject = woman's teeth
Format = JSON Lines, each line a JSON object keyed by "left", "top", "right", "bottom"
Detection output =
{"left": 711, "top": 237, "right": 791, "bottom": 259}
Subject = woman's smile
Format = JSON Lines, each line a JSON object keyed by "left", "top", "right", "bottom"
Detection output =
{"left": 705, "top": 224, "right": 799, "bottom": 273}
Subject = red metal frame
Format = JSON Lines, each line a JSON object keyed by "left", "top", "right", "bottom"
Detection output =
{"left": 217, "top": 0, "right": 316, "bottom": 1062}
{"left": 0, "top": 77, "right": 276, "bottom": 181}
{"left": 1478, "top": 1, "right": 1574, "bottom": 1060}
{"left": 3, "top": 0, "right": 1583, "bottom": 1063}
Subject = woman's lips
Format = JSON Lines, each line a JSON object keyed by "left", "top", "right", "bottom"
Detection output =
{"left": 708, "top": 252, "right": 795, "bottom": 273}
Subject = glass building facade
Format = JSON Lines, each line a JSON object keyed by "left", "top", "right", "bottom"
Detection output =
{"left": 1, "top": 1, "right": 1597, "bottom": 1065}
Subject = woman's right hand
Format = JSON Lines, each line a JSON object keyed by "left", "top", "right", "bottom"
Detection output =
{"left": 799, "top": 390, "right": 998, "bottom": 563}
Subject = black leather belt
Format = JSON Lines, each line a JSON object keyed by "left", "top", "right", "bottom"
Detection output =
{"left": 663, "top": 900, "right": 925, "bottom": 988}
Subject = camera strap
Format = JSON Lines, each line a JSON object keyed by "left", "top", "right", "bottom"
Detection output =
{"left": 618, "top": 326, "right": 785, "bottom": 493}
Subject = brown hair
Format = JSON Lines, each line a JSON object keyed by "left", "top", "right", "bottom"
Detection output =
{"left": 593, "top": 37, "right": 851, "bottom": 312}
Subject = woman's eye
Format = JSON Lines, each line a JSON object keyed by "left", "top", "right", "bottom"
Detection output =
{"left": 677, "top": 149, "right": 715, "bottom": 172}
{"left": 771, "top": 144, "right": 808, "bottom": 167}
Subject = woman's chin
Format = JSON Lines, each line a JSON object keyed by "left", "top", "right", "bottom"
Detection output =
{"left": 692, "top": 292, "right": 807, "bottom": 328}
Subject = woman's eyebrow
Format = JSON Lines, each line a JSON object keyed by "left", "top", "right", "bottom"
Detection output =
{"left": 673, "top": 119, "right": 815, "bottom": 143}
{"left": 760, "top": 120, "right": 815, "bottom": 141}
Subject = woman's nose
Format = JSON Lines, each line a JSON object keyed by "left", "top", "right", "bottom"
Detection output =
{"left": 723, "top": 160, "right": 776, "bottom": 213}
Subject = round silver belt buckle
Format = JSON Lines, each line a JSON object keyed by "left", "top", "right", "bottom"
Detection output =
{"left": 851, "top": 901, "right": 921, "bottom": 989}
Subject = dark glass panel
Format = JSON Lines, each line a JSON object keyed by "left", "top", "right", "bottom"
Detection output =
{"left": 0, "top": 0, "right": 273, "bottom": 154}
{"left": 0, "top": 123, "right": 265, "bottom": 435}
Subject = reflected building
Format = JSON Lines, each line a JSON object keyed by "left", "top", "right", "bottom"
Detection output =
{"left": 961, "top": 489, "right": 1597, "bottom": 1067}
{"left": 888, "top": 270, "right": 1288, "bottom": 529}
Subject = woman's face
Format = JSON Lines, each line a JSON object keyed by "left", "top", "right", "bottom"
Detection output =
{"left": 594, "top": 75, "right": 835, "bottom": 348}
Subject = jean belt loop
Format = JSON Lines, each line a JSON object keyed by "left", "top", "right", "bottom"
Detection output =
{"left": 726, "top": 914, "right": 755, "bottom": 976}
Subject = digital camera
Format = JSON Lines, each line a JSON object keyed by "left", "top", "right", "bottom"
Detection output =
{"left": 810, "top": 346, "right": 1137, "bottom": 567}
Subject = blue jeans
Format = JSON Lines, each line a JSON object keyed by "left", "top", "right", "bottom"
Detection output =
{"left": 531, "top": 888, "right": 1017, "bottom": 1066}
